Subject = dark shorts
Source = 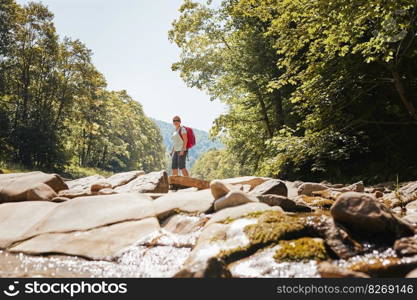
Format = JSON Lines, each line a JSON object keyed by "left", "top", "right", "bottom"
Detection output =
{"left": 172, "top": 151, "right": 188, "bottom": 169}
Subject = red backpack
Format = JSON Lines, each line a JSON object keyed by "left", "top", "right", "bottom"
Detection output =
{"left": 178, "top": 126, "right": 196, "bottom": 149}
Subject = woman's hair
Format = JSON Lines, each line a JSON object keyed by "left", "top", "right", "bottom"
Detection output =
{"left": 173, "top": 116, "right": 181, "bottom": 122}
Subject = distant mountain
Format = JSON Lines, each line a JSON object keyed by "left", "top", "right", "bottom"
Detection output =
{"left": 152, "top": 119, "right": 224, "bottom": 169}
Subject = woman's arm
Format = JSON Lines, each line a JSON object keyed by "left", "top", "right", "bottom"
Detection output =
{"left": 180, "top": 131, "right": 188, "bottom": 155}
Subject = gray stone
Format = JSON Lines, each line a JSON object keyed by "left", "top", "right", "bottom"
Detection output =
{"left": 10, "top": 217, "right": 160, "bottom": 260}
{"left": 257, "top": 194, "right": 313, "bottom": 212}
{"left": 210, "top": 180, "right": 231, "bottom": 200}
{"left": 115, "top": 171, "right": 169, "bottom": 193}
{"left": 106, "top": 171, "right": 145, "bottom": 188}
{"left": 249, "top": 179, "right": 288, "bottom": 197}
{"left": 298, "top": 183, "right": 328, "bottom": 196}
{"left": 331, "top": 192, "right": 415, "bottom": 240}
{"left": 214, "top": 191, "right": 259, "bottom": 211}
{"left": 0, "top": 201, "right": 58, "bottom": 248}
{"left": 0, "top": 172, "right": 68, "bottom": 203}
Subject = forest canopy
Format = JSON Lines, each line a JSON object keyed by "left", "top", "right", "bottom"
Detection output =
{"left": 0, "top": 0, "right": 166, "bottom": 176}
{"left": 170, "top": 0, "right": 417, "bottom": 184}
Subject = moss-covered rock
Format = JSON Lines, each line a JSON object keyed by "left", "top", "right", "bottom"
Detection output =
{"left": 243, "top": 211, "right": 307, "bottom": 245}
{"left": 273, "top": 238, "right": 328, "bottom": 262}
{"left": 299, "top": 195, "right": 334, "bottom": 209}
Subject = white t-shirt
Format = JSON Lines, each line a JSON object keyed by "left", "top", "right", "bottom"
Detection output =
{"left": 172, "top": 127, "right": 187, "bottom": 151}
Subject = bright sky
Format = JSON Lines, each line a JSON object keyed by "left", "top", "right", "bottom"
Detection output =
{"left": 16, "top": 0, "right": 227, "bottom": 132}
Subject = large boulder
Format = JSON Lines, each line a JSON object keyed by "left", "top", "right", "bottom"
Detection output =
{"left": 213, "top": 191, "right": 259, "bottom": 211}
{"left": 331, "top": 192, "right": 415, "bottom": 240}
{"left": 0, "top": 172, "right": 67, "bottom": 203}
{"left": 115, "top": 171, "right": 169, "bottom": 193}
{"left": 249, "top": 179, "right": 287, "bottom": 197}
{"left": 210, "top": 180, "right": 232, "bottom": 200}
{"left": 297, "top": 182, "right": 328, "bottom": 196}
{"left": 10, "top": 217, "right": 160, "bottom": 260}
{"left": 26, "top": 193, "right": 154, "bottom": 238}
{"left": 106, "top": 171, "right": 145, "bottom": 188}
{"left": 0, "top": 201, "right": 58, "bottom": 248}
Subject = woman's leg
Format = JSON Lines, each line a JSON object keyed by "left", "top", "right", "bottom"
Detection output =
{"left": 172, "top": 151, "right": 179, "bottom": 175}
{"left": 181, "top": 168, "right": 189, "bottom": 177}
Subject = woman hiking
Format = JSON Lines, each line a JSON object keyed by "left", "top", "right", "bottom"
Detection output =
{"left": 171, "top": 116, "right": 189, "bottom": 177}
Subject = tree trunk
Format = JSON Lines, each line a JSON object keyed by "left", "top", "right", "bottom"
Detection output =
{"left": 392, "top": 70, "right": 417, "bottom": 122}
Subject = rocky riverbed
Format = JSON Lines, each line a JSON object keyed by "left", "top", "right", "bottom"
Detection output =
{"left": 0, "top": 170, "right": 417, "bottom": 278}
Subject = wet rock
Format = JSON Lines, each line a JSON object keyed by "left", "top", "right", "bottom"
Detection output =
{"left": 257, "top": 195, "right": 312, "bottom": 212}
{"left": 114, "top": 171, "right": 169, "bottom": 193}
{"left": 10, "top": 217, "right": 160, "bottom": 260}
{"left": 0, "top": 172, "right": 68, "bottom": 203}
{"left": 0, "top": 201, "right": 58, "bottom": 248}
{"left": 341, "top": 181, "right": 365, "bottom": 193}
{"left": 169, "top": 176, "right": 210, "bottom": 190}
{"left": 298, "top": 183, "right": 328, "bottom": 196}
{"left": 27, "top": 193, "right": 154, "bottom": 238}
{"left": 153, "top": 189, "right": 215, "bottom": 220}
{"left": 214, "top": 191, "right": 259, "bottom": 211}
{"left": 406, "top": 268, "right": 417, "bottom": 278}
{"left": 106, "top": 171, "right": 145, "bottom": 188}
{"left": 249, "top": 179, "right": 287, "bottom": 197}
{"left": 206, "top": 203, "right": 281, "bottom": 226}
{"left": 162, "top": 214, "right": 208, "bottom": 235}
{"left": 394, "top": 236, "right": 417, "bottom": 257}
{"left": 318, "top": 261, "right": 370, "bottom": 278}
{"left": 174, "top": 257, "right": 231, "bottom": 278}
{"left": 0, "top": 169, "right": 3, "bottom": 174}
{"left": 308, "top": 216, "right": 363, "bottom": 259}
{"left": 219, "top": 176, "right": 269, "bottom": 190}
{"left": 331, "top": 192, "right": 415, "bottom": 240}
{"left": 210, "top": 180, "right": 231, "bottom": 200}
{"left": 229, "top": 245, "right": 320, "bottom": 278}
{"left": 346, "top": 253, "right": 417, "bottom": 277}
{"left": 90, "top": 181, "right": 111, "bottom": 192}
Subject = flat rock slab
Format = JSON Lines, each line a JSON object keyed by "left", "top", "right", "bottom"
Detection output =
{"left": 0, "top": 201, "right": 58, "bottom": 248}
{"left": 153, "top": 189, "right": 215, "bottom": 220}
{"left": 115, "top": 171, "right": 169, "bottom": 193}
{"left": 10, "top": 217, "right": 160, "bottom": 260}
{"left": 219, "top": 177, "right": 269, "bottom": 190}
{"left": 0, "top": 172, "right": 68, "bottom": 203}
{"left": 206, "top": 202, "right": 282, "bottom": 226}
{"left": 106, "top": 171, "right": 145, "bottom": 188}
{"left": 28, "top": 193, "right": 155, "bottom": 238}
{"left": 65, "top": 175, "right": 104, "bottom": 190}
{"left": 169, "top": 176, "right": 210, "bottom": 190}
